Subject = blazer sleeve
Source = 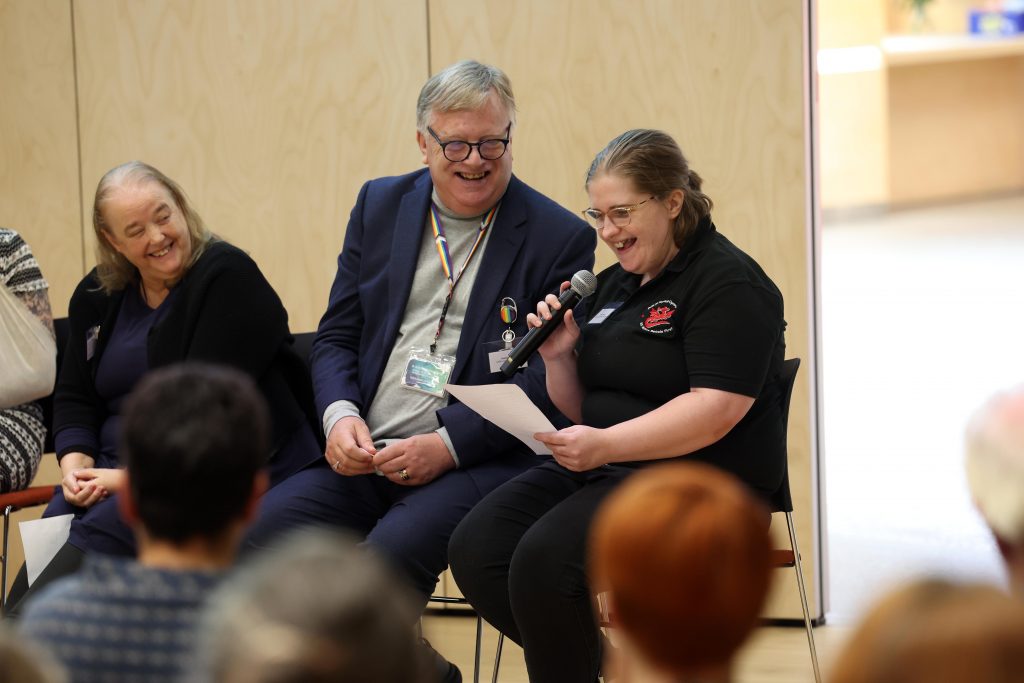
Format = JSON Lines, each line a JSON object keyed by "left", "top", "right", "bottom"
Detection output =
{"left": 310, "top": 181, "right": 371, "bottom": 416}
{"left": 437, "top": 223, "right": 597, "bottom": 469}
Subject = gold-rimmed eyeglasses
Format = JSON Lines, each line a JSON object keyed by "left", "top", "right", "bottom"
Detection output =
{"left": 427, "top": 123, "right": 512, "bottom": 162}
{"left": 581, "top": 196, "right": 655, "bottom": 229}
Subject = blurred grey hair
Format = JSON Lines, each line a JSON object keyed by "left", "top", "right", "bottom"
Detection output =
{"left": 197, "top": 528, "right": 430, "bottom": 683}
{"left": 965, "top": 385, "right": 1024, "bottom": 546}
{"left": 416, "top": 59, "right": 516, "bottom": 133}
{"left": 0, "top": 624, "right": 67, "bottom": 683}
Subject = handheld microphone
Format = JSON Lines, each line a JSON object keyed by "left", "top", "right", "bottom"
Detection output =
{"left": 500, "top": 270, "right": 597, "bottom": 377}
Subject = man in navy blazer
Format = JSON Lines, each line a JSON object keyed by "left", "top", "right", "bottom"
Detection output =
{"left": 249, "top": 60, "right": 594, "bottom": 680}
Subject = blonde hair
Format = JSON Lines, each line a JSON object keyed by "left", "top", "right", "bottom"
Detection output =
{"left": 830, "top": 579, "right": 1024, "bottom": 683}
{"left": 416, "top": 60, "right": 516, "bottom": 133}
{"left": 92, "top": 161, "right": 214, "bottom": 292}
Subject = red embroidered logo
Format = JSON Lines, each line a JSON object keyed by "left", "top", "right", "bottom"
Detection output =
{"left": 641, "top": 300, "right": 677, "bottom": 334}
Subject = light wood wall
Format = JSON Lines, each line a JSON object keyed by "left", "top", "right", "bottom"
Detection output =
{"left": 3, "top": 0, "right": 819, "bottom": 620}
{"left": 0, "top": 0, "right": 82, "bottom": 317}
{"left": 889, "top": 56, "right": 1024, "bottom": 205}
{"left": 72, "top": 0, "right": 429, "bottom": 331}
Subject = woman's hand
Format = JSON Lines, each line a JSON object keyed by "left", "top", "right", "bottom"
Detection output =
{"left": 60, "top": 452, "right": 104, "bottom": 507}
{"left": 72, "top": 468, "right": 126, "bottom": 501}
{"left": 526, "top": 281, "right": 581, "bottom": 363}
{"left": 534, "top": 425, "right": 608, "bottom": 472}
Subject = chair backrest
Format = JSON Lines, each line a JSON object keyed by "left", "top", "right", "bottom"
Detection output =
{"left": 291, "top": 330, "right": 316, "bottom": 371}
{"left": 766, "top": 357, "right": 801, "bottom": 514}
{"left": 40, "top": 316, "right": 71, "bottom": 454}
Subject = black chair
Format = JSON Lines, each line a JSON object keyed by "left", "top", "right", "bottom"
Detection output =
{"left": 1, "top": 316, "right": 69, "bottom": 613}
{"left": 291, "top": 330, "right": 486, "bottom": 682}
{"left": 766, "top": 358, "right": 821, "bottom": 683}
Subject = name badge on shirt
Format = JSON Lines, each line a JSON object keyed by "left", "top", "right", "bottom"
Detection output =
{"left": 484, "top": 339, "right": 526, "bottom": 373}
{"left": 85, "top": 325, "right": 100, "bottom": 361}
{"left": 588, "top": 303, "right": 622, "bottom": 326}
{"left": 401, "top": 347, "right": 455, "bottom": 398}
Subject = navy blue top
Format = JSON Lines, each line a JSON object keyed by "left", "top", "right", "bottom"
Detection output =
{"left": 54, "top": 286, "right": 176, "bottom": 467}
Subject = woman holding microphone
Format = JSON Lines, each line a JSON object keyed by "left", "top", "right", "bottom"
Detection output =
{"left": 449, "top": 129, "right": 787, "bottom": 682}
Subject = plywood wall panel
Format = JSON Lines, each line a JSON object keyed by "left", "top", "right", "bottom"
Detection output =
{"left": 72, "top": 0, "right": 429, "bottom": 331}
{"left": 0, "top": 0, "right": 83, "bottom": 317}
{"left": 429, "top": 0, "right": 818, "bottom": 619}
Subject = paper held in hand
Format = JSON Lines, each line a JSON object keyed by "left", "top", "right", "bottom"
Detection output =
{"left": 444, "top": 383, "right": 555, "bottom": 455}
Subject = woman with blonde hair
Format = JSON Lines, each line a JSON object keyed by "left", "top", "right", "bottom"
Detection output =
{"left": 6, "top": 161, "right": 321, "bottom": 614}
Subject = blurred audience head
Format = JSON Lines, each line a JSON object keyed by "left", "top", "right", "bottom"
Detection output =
{"left": 965, "top": 385, "right": 1024, "bottom": 594}
{"left": 590, "top": 462, "right": 772, "bottom": 681}
{"left": 119, "top": 362, "right": 269, "bottom": 546}
{"left": 830, "top": 578, "right": 1024, "bottom": 683}
{"left": 198, "top": 528, "right": 429, "bottom": 683}
{"left": 0, "top": 624, "right": 66, "bottom": 683}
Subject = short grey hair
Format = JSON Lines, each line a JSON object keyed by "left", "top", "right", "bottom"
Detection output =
{"left": 197, "top": 529, "right": 430, "bottom": 683}
{"left": 416, "top": 59, "right": 516, "bottom": 133}
{"left": 965, "top": 385, "right": 1024, "bottom": 546}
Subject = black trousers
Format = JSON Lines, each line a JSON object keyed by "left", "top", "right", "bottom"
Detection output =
{"left": 449, "top": 460, "right": 634, "bottom": 683}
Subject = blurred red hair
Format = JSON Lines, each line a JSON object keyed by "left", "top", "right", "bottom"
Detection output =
{"left": 589, "top": 462, "right": 772, "bottom": 674}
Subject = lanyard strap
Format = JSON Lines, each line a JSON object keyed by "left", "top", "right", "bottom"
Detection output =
{"left": 428, "top": 202, "right": 499, "bottom": 353}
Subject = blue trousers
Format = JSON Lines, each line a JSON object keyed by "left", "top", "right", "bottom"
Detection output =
{"left": 245, "top": 459, "right": 488, "bottom": 606}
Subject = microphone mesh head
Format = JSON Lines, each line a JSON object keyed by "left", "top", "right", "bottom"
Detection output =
{"left": 570, "top": 270, "right": 598, "bottom": 297}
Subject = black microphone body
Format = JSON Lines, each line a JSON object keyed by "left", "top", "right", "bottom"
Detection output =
{"left": 500, "top": 270, "right": 596, "bottom": 377}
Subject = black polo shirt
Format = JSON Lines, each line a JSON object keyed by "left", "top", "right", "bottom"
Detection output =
{"left": 576, "top": 216, "right": 786, "bottom": 496}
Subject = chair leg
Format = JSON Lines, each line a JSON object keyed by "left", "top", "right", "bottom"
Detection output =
{"left": 491, "top": 632, "right": 504, "bottom": 683}
{"left": 2, "top": 504, "right": 12, "bottom": 613}
{"left": 786, "top": 511, "right": 822, "bottom": 683}
{"left": 473, "top": 615, "right": 483, "bottom": 683}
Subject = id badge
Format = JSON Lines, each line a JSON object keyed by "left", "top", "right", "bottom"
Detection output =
{"left": 402, "top": 347, "right": 455, "bottom": 398}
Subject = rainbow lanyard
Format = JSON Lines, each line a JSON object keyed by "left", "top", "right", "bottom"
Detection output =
{"left": 427, "top": 202, "right": 500, "bottom": 353}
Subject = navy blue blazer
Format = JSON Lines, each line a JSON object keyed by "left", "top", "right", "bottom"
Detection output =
{"left": 311, "top": 169, "right": 596, "bottom": 491}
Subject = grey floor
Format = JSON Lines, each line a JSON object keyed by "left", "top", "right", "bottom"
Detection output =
{"left": 822, "top": 194, "right": 1024, "bottom": 623}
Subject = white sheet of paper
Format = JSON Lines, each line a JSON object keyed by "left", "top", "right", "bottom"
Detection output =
{"left": 19, "top": 514, "right": 73, "bottom": 586}
{"left": 445, "top": 383, "right": 556, "bottom": 455}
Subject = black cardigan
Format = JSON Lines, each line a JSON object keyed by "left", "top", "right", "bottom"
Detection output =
{"left": 54, "top": 240, "right": 321, "bottom": 480}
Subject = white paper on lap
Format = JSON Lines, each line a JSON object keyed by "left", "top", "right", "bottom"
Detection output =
{"left": 445, "top": 383, "right": 555, "bottom": 455}
{"left": 19, "top": 514, "right": 73, "bottom": 586}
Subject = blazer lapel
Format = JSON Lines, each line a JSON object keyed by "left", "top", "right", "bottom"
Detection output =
{"left": 453, "top": 176, "right": 527, "bottom": 380}
{"left": 385, "top": 173, "right": 433, "bottom": 345}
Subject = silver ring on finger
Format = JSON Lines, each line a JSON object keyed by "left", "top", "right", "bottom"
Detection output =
{"left": 332, "top": 460, "right": 341, "bottom": 472}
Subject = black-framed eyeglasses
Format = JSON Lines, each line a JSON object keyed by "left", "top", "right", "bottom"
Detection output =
{"left": 581, "top": 197, "right": 655, "bottom": 229}
{"left": 427, "top": 123, "right": 512, "bottom": 162}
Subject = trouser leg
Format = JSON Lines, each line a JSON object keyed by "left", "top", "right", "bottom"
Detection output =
{"left": 449, "top": 462, "right": 590, "bottom": 647}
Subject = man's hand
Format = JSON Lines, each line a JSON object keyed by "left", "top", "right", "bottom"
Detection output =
{"left": 325, "top": 416, "right": 377, "bottom": 476}
{"left": 534, "top": 425, "right": 608, "bottom": 472}
{"left": 373, "top": 433, "right": 455, "bottom": 486}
